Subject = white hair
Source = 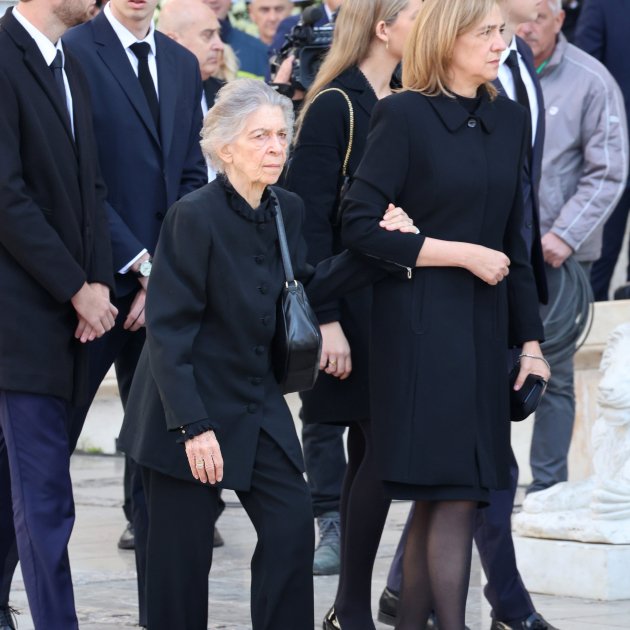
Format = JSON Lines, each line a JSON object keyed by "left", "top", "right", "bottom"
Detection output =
{"left": 200, "top": 79, "right": 294, "bottom": 173}
{"left": 547, "top": 0, "right": 563, "bottom": 15}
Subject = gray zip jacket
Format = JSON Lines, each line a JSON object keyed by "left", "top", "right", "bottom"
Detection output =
{"left": 538, "top": 33, "right": 628, "bottom": 262}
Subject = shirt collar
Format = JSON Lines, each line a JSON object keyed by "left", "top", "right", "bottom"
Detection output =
{"left": 500, "top": 36, "right": 519, "bottom": 66}
{"left": 13, "top": 5, "right": 63, "bottom": 66}
{"left": 104, "top": 2, "right": 156, "bottom": 55}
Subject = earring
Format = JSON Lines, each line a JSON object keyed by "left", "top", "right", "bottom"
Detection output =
{"left": 386, "top": 39, "right": 389, "bottom": 50}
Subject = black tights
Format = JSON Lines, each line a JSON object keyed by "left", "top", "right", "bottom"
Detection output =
{"left": 395, "top": 500, "right": 477, "bottom": 630}
{"left": 334, "top": 420, "right": 391, "bottom": 630}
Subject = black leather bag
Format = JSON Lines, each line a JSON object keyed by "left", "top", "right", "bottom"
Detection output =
{"left": 508, "top": 361, "right": 547, "bottom": 422}
{"left": 270, "top": 190, "right": 322, "bottom": 394}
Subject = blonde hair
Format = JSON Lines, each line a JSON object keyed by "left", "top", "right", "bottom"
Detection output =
{"left": 213, "top": 44, "right": 240, "bottom": 82}
{"left": 296, "top": 0, "right": 409, "bottom": 136}
{"left": 403, "top": 0, "right": 499, "bottom": 98}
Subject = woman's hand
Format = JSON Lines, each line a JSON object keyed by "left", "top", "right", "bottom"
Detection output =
{"left": 185, "top": 430, "right": 224, "bottom": 484}
{"left": 320, "top": 321, "right": 352, "bottom": 380}
{"left": 513, "top": 341, "right": 551, "bottom": 391}
{"left": 462, "top": 243, "right": 510, "bottom": 285}
{"left": 379, "top": 203, "right": 418, "bottom": 234}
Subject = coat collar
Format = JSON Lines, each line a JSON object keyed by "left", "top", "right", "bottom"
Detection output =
{"left": 334, "top": 66, "right": 378, "bottom": 118}
{"left": 1, "top": 8, "right": 76, "bottom": 148}
{"left": 426, "top": 90, "right": 498, "bottom": 134}
{"left": 538, "top": 32, "right": 567, "bottom": 79}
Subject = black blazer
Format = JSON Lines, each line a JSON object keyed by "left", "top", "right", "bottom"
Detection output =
{"left": 342, "top": 91, "right": 544, "bottom": 491}
{"left": 63, "top": 12, "right": 207, "bottom": 297}
{"left": 285, "top": 66, "right": 377, "bottom": 424}
{"left": 0, "top": 9, "right": 113, "bottom": 403}
{"left": 118, "top": 180, "right": 379, "bottom": 490}
{"left": 495, "top": 37, "right": 548, "bottom": 304}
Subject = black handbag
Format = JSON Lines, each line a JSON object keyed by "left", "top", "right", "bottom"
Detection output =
{"left": 508, "top": 360, "right": 547, "bottom": 421}
{"left": 270, "top": 190, "right": 323, "bottom": 394}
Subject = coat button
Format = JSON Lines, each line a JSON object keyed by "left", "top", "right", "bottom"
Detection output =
{"left": 467, "top": 118, "right": 477, "bottom": 128}
{"left": 255, "top": 254, "right": 265, "bottom": 264}
{"left": 250, "top": 376, "right": 263, "bottom": 385}
{"left": 155, "top": 212, "right": 164, "bottom": 220}
{"left": 247, "top": 403, "right": 258, "bottom": 414}
{"left": 258, "top": 283, "right": 269, "bottom": 294}
{"left": 254, "top": 345, "right": 265, "bottom": 355}
{"left": 257, "top": 223, "right": 266, "bottom": 232}
{"left": 261, "top": 315, "right": 271, "bottom": 326}
{"left": 526, "top": 221, "right": 533, "bottom": 228}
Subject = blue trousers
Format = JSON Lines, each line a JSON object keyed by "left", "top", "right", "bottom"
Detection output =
{"left": 0, "top": 390, "right": 78, "bottom": 629}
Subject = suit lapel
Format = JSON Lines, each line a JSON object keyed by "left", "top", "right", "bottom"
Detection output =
{"left": 92, "top": 12, "right": 160, "bottom": 148}
{"left": 2, "top": 11, "right": 76, "bottom": 148}
{"left": 156, "top": 34, "right": 175, "bottom": 160}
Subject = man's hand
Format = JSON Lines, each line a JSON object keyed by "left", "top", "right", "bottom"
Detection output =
{"left": 542, "top": 232, "right": 572, "bottom": 268}
{"left": 124, "top": 288, "right": 146, "bottom": 331}
{"left": 71, "top": 282, "right": 118, "bottom": 343}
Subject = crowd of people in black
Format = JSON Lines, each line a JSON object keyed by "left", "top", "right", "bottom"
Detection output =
{"left": 0, "top": 0, "right": 628, "bottom": 629}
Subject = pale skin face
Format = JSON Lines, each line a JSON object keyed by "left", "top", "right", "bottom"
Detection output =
{"left": 219, "top": 105, "right": 289, "bottom": 207}
{"left": 53, "top": 0, "right": 97, "bottom": 28}
{"left": 109, "top": 0, "right": 159, "bottom": 39}
{"left": 172, "top": 8, "right": 225, "bottom": 80}
{"left": 203, "top": 0, "right": 232, "bottom": 20}
{"left": 516, "top": 4, "right": 565, "bottom": 68}
{"left": 448, "top": 5, "right": 507, "bottom": 97}
{"left": 380, "top": 0, "right": 422, "bottom": 62}
{"left": 248, "top": 0, "right": 293, "bottom": 46}
{"left": 501, "top": 0, "right": 544, "bottom": 25}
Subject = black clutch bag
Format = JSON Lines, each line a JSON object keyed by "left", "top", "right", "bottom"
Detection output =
{"left": 270, "top": 190, "right": 323, "bottom": 394}
{"left": 508, "top": 361, "right": 547, "bottom": 422}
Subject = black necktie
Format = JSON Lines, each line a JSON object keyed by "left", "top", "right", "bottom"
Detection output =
{"left": 505, "top": 50, "right": 531, "bottom": 115}
{"left": 50, "top": 50, "right": 70, "bottom": 121}
{"left": 129, "top": 42, "right": 159, "bottom": 128}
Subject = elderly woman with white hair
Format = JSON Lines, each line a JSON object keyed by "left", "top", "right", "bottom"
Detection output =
{"left": 117, "top": 79, "right": 415, "bottom": 630}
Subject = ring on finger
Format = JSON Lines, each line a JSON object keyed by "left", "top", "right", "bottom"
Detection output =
{"left": 328, "top": 360, "right": 337, "bottom": 367}
{"left": 195, "top": 458, "right": 204, "bottom": 470}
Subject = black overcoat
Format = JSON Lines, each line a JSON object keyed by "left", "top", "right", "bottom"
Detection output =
{"left": 286, "top": 66, "right": 377, "bottom": 424}
{"left": 0, "top": 10, "right": 113, "bottom": 403}
{"left": 342, "top": 91, "right": 544, "bottom": 491}
{"left": 118, "top": 180, "right": 379, "bottom": 491}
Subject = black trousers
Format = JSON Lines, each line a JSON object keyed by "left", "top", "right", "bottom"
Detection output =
{"left": 141, "top": 430, "right": 314, "bottom": 630}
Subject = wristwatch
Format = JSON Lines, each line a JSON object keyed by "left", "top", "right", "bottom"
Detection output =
{"left": 135, "top": 258, "right": 152, "bottom": 278}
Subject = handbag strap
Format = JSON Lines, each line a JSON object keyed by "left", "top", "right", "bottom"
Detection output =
{"left": 269, "top": 189, "right": 295, "bottom": 284}
{"left": 311, "top": 88, "right": 354, "bottom": 177}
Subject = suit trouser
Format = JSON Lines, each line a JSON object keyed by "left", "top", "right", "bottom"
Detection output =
{"left": 68, "top": 291, "right": 149, "bottom": 625}
{"left": 0, "top": 390, "right": 79, "bottom": 629}
{"left": 590, "top": 186, "right": 630, "bottom": 301}
{"left": 387, "top": 449, "right": 534, "bottom": 621}
{"left": 0, "top": 437, "right": 18, "bottom": 608}
{"left": 142, "top": 429, "right": 314, "bottom": 630}
{"left": 301, "top": 421, "right": 346, "bottom": 517}
{"left": 529, "top": 262, "right": 591, "bottom": 494}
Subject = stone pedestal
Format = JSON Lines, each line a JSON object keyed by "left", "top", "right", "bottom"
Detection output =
{"left": 513, "top": 535, "right": 630, "bottom": 600}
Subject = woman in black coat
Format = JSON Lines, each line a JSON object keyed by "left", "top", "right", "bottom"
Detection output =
{"left": 117, "top": 79, "right": 414, "bottom": 630}
{"left": 341, "top": 1, "right": 550, "bottom": 628}
{"left": 286, "top": 0, "right": 421, "bottom": 627}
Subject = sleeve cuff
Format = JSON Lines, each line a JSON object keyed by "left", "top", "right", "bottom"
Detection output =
{"left": 175, "top": 418, "right": 218, "bottom": 444}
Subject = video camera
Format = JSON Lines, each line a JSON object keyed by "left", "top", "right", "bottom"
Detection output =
{"left": 270, "top": 5, "right": 335, "bottom": 92}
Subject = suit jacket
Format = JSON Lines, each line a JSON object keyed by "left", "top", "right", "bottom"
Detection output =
{"left": 285, "top": 66, "right": 377, "bottom": 424}
{"left": 118, "top": 179, "right": 380, "bottom": 490}
{"left": 575, "top": 0, "right": 630, "bottom": 172}
{"left": 0, "top": 9, "right": 113, "bottom": 402}
{"left": 494, "top": 36, "right": 548, "bottom": 304}
{"left": 342, "top": 91, "right": 544, "bottom": 490}
{"left": 63, "top": 12, "right": 207, "bottom": 297}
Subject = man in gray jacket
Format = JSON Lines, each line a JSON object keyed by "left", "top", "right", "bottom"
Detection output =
{"left": 518, "top": 0, "right": 628, "bottom": 494}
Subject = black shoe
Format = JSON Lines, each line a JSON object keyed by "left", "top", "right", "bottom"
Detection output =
{"left": 213, "top": 526, "right": 224, "bottom": 548}
{"left": 323, "top": 606, "right": 341, "bottom": 630}
{"left": 491, "top": 612, "right": 560, "bottom": 630}
{"left": 0, "top": 606, "right": 17, "bottom": 630}
{"left": 377, "top": 587, "right": 398, "bottom": 626}
{"left": 117, "top": 522, "right": 135, "bottom": 550}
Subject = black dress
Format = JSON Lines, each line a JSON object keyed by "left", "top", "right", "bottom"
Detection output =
{"left": 341, "top": 90, "right": 544, "bottom": 502}
{"left": 285, "top": 66, "right": 378, "bottom": 425}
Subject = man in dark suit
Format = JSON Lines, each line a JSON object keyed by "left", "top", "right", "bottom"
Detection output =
{"left": 0, "top": 1, "right": 117, "bottom": 627}
{"left": 378, "top": 1, "right": 556, "bottom": 629}
{"left": 60, "top": 0, "right": 207, "bottom": 624}
{"left": 575, "top": 0, "right": 630, "bottom": 300}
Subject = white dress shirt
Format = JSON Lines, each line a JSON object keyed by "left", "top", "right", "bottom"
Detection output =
{"left": 498, "top": 37, "right": 539, "bottom": 147}
{"left": 13, "top": 6, "right": 75, "bottom": 135}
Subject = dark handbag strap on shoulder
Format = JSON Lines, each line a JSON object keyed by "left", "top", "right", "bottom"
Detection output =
{"left": 269, "top": 189, "right": 295, "bottom": 284}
